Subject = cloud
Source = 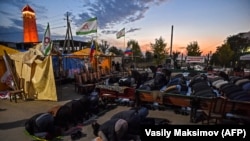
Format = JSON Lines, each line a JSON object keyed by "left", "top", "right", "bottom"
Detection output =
{"left": 74, "top": 0, "right": 169, "bottom": 30}
{"left": 101, "top": 30, "right": 117, "bottom": 35}
{"left": 126, "top": 28, "right": 141, "bottom": 33}
{"left": 0, "top": 26, "right": 23, "bottom": 42}
{"left": 0, "top": 0, "right": 169, "bottom": 42}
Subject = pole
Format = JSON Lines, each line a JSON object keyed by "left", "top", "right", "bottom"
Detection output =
{"left": 96, "top": 24, "right": 98, "bottom": 72}
{"left": 132, "top": 46, "right": 134, "bottom": 61}
{"left": 170, "top": 25, "right": 173, "bottom": 58}
{"left": 63, "top": 12, "right": 74, "bottom": 53}
{"left": 181, "top": 53, "right": 183, "bottom": 67}
{"left": 124, "top": 29, "right": 125, "bottom": 50}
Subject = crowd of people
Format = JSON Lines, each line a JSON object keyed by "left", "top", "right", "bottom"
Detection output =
{"left": 24, "top": 94, "right": 99, "bottom": 140}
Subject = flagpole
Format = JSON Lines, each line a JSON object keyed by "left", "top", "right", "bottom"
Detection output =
{"left": 96, "top": 27, "right": 98, "bottom": 73}
{"left": 132, "top": 45, "right": 134, "bottom": 61}
{"left": 124, "top": 29, "right": 125, "bottom": 50}
{"left": 96, "top": 17, "right": 99, "bottom": 73}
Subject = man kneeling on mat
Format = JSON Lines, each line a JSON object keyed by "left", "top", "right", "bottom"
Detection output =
{"left": 111, "top": 107, "right": 148, "bottom": 136}
{"left": 92, "top": 107, "right": 148, "bottom": 141}
{"left": 92, "top": 118, "right": 131, "bottom": 141}
{"left": 25, "top": 112, "right": 81, "bottom": 140}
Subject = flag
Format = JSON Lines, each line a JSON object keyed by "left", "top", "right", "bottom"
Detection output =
{"left": 1, "top": 55, "right": 14, "bottom": 89}
{"left": 76, "top": 17, "right": 97, "bottom": 35}
{"left": 124, "top": 45, "right": 132, "bottom": 55}
{"left": 89, "top": 40, "right": 95, "bottom": 62}
{"left": 116, "top": 28, "right": 125, "bottom": 39}
{"left": 41, "top": 23, "right": 52, "bottom": 56}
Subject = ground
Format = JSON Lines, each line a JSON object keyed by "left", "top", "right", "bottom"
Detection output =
{"left": 0, "top": 83, "right": 198, "bottom": 141}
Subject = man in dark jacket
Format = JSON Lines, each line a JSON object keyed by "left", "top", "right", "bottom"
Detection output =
{"left": 25, "top": 112, "right": 55, "bottom": 139}
{"left": 111, "top": 107, "right": 148, "bottom": 135}
{"left": 92, "top": 107, "right": 148, "bottom": 141}
{"left": 25, "top": 112, "right": 82, "bottom": 140}
{"left": 153, "top": 68, "right": 168, "bottom": 90}
{"left": 92, "top": 118, "right": 129, "bottom": 141}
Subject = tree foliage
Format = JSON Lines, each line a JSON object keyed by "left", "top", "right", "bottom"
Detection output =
{"left": 186, "top": 41, "right": 202, "bottom": 56}
{"left": 99, "top": 40, "right": 110, "bottom": 54}
{"left": 227, "top": 34, "right": 250, "bottom": 53}
{"left": 150, "top": 36, "right": 167, "bottom": 65}
{"left": 127, "top": 40, "right": 143, "bottom": 57}
{"left": 145, "top": 51, "right": 153, "bottom": 62}
{"left": 127, "top": 39, "right": 143, "bottom": 62}
{"left": 215, "top": 44, "right": 234, "bottom": 67}
{"left": 108, "top": 46, "right": 123, "bottom": 56}
{"left": 226, "top": 34, "right": 250, "bottom": 66}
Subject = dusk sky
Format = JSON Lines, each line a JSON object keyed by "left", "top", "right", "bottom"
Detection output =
{"left": 0, "top": 0, "right": 249, "bottom": 55}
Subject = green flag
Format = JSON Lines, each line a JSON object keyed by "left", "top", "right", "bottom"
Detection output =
{"left": 42, "top": 23, "right": 52, "bottom": 56}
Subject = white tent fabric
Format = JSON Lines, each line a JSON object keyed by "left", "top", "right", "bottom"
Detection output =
{"left": 240, "top": 54, "right": 250, "bottom": 60}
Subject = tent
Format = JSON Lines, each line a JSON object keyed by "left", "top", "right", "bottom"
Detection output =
{"left": 0, "top": 45, "right": 20, "bottom": 91}
{"left": 52, "top": 55, "right": 84, "bottom": 79}
{"left": 240, "top": 54, "right": 250, "bottom": 60}
{"left": 7, "top": 43, "right": 57, "bottom": 101}
{"left": 70, "top": 48, "right": 102, "bottom": 57}
{"left": 69, "top": 48, "right": 112, "bottom": 72}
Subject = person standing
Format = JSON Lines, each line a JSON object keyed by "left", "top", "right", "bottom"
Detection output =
{"left": 115, "top": 62, "right": 120, "bottom": 72}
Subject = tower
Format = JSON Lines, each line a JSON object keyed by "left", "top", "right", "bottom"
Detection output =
{"left": 22, "top": 5, "right": 39, "bottom": 43}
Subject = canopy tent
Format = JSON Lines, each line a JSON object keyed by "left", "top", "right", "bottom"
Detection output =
{"left": 7, "top": 43, "right": 57, "bottom": 101}
{"left": 240, "top": 54, "right": 250, "bottom": 60}
{"left": 68, "top": 48, "right": 112, "bottom": 72}
{"left": 0, "top": 45, "right": 20, "bottom": 91}
{"left": 70, "top": 48, "right": 102, "bottom": 58}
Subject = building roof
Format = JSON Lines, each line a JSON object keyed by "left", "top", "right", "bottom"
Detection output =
{"left": 22, "top": 4, "right": 35, "bottom": 13}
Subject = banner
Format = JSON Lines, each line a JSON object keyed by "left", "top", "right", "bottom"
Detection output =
{"left": 76, "top": 17, "right": 97, "bottom": 35}
{"left": 116, "top": 28, "right": 125, "bottom": 39}
{"left": 186, "top": 56, "right": 205, "bottom": 63}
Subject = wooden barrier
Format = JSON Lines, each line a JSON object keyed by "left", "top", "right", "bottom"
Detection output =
{"left": 137, "top": 90, "right": 163, "bottom": 104}
{"left": 136, "top": 90, "right": 250, "bottom": 123}
{"left": 96, "top": 85, "right": 136, "bottom": 101}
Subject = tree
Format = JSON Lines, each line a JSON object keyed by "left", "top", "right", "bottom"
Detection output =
{"left": 186, "top": 41, "right": 202, "bottom": 56}
{"left": 215, "top": 43, "right": 234, "bottom": 67}
{"left": 127, "top": 39, "right": 143, "bottom": 62}
{"left": 150, "top": 36, "right": 167, "bottom": 65}
{"left": 210, "top": 52, "right": 219, "bottom": 66}
{"left": 99, "top": 40, "right": 110, "bottom": 54}
{"left": 145, "top": 51, "right": 153, "bottom": 62}
{"left": 108, "top": 46, "right": 123, "bottom": 56}
{"left": 226, "top": 34, "right": 250, "bottom": 67}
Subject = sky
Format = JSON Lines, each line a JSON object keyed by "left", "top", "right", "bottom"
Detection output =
{"left": 0, "top": 0, "right": 249, "bottom": 55}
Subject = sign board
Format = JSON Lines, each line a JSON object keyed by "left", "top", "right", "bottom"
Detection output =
{"left": 186, "top": 56, "right": 205, "bottom": 63}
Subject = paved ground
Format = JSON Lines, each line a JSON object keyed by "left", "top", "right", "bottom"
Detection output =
{"left": 0, "top": 83, "right": 198, "bottom": 141}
